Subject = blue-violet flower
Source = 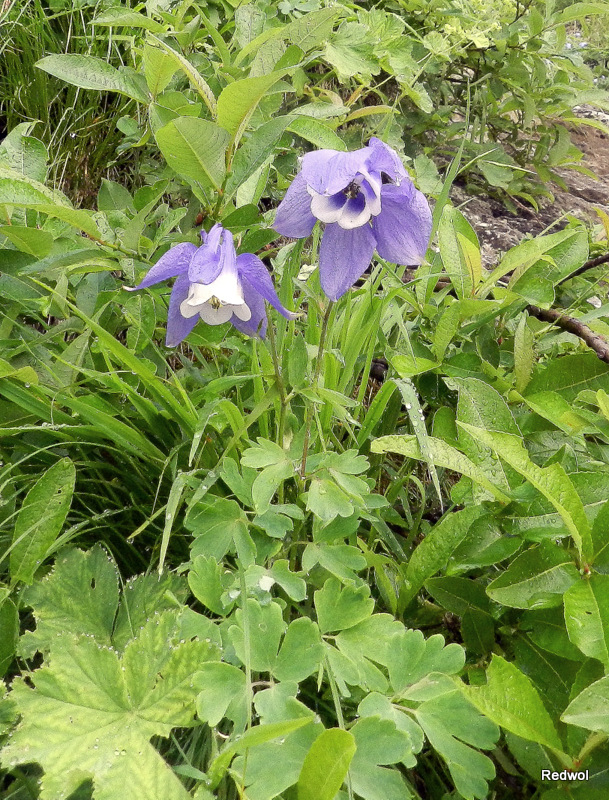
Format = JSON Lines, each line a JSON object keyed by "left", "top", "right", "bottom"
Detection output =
{"left": 127, "top": 224, "right": 295, "bottom": 345}
{"left": 273, "top": 138, "right": 432, "bottom": 301}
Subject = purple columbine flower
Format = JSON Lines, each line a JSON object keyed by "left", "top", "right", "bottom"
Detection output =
{"left": 273, "top": 138, "right": 432, "bottom": 301}
{"left": 127, "top": 224, "right": 295, "bottom": 345}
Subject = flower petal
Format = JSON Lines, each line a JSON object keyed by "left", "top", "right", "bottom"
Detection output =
{"left": 166, "top": 274, "right": 199, "bottom": 347}
{"left": 336, "top": 192, "right": 371, "bottom": 230}
{"left": 372, "top": 183, "right": 432, "bottom": 265}
{"left": 236, "top": 254, "right": 297, "bottom": 320}
{"left": 127, "top": 242, "right": 196, "bottom": 291}
{"left": 273, "top": 173, "right": 317, "bottom": 238}
{"left": 310, "top": 190, "right": 347, "bottom": 224}
{"left": 366, "top": 138, "right": 407, "bottom": 184}
{"left": 231, "top": 277, "right": 267, "bottom": 338}
{"left": 319, "top": 222, "right": 376, "bottom": 301}
{"left": 198, "top": 302, "right": 237, "bottom": 326}
{"left": 301, "top": 148, "right": 368, "bottom": 196}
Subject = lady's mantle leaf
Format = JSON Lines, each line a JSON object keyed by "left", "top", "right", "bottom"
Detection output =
{"left": 1, "top": 612, "right": 213, "bottom": 800}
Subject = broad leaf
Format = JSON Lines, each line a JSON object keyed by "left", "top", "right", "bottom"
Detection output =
{"left": 10, "top": 458, "right": 75, "bottom": 586}
{"left": 564, "top": 575, "right": 609, "bottom": 668}
{"left": 1, "top": 612, "right": 213, "bottom": 800}
{"left": 296, "top": 728, "right": 356, "bottom": 800}
{"left": 463, "top": 655, "right": 563, "bottom": 751}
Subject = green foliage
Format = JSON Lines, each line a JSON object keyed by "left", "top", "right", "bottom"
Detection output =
{"left": 2, "top": 0, "right": 609, "bottom": 798}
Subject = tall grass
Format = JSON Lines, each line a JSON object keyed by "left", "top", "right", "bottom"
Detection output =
{"left": 0, "top": 0, "right": 139, "bottom": 203}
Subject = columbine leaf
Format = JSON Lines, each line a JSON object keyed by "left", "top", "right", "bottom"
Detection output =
{"left": 1, "top": 612, "right": 213, "bottom": 800}
{"left": 415, "top": 691, "right": 498, "bottom": 800}
{"left": 314, "top": 578, "right": 374, "bottom": 634}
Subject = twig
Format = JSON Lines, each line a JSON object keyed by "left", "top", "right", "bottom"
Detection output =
{"left": 526, "top": 305, "right": 609, "bottom": 363}
{"left": 557, "top": 253, "right": 609, "bottom": 285}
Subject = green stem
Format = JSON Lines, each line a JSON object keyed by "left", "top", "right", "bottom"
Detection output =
{"left": 300, "top": 302, "right": 333, "bottom": 479}
{"left": 266, "top": 306, "right": 287, "bottom": 448}
{"left": 575, "top": 731, "right": 607, "bottom": 767}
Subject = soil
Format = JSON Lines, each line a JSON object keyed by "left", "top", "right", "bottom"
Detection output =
{"left": 451, "top": 105, "right": 609, "bottom": 266}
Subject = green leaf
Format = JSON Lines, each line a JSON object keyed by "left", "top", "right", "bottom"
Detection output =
{"left": 486, "top": 543, "right": 579, "bottom": 610}
{"left": 387, "top": 629, "right": 465, "bottom": 698}
{"left": 188, "top": 555, "right": 233, "bottom": 616}
{"left": 349, "top": 717, "right": 412, "bottom": 800}
{"left": 97, "top": 178, "right": 133, "bottom": 212}
{"left": 564, "top": 575, "right": 609, "bottom": 668}
{"left": 274, "top": 617, "right": 324, "bottom": 682}
{"left": 438, "top": 205, "right": 481, "bottom": 299}
{"left": 0, "top": 225, "right": 53, "bottom": 258}
{"left": 415, "top": 691, "right": 498, "bottom": 800}
{"left": 403, "top": 506, "right": 488, "bottom": 606}
{"left": 425, "top": 577, "right": 491, "bottom": 615}
{"left": 0, "top": 598, "right": 18, "bottom": 678}
{"left": 217, "top": 70, "right": 292, "bottom": 146}
{"left": 187, "top": 497, "right": 252, "bottom": 561}
{"left": 325, "top": 22, "right": 380, "bottom": 81}
{"left": 457, "top": 424, "right": 592, "bottom": 560}
{"left": 36, "top": 54, "right": 148, "bottom": 103}
{"left": 395, "top": 378, "right": 442, "bottom": 505}
{"left": 287, "top": 116, "right": 347, "bottom": 151}
{"left": 93, "top": 8, "right": 166, "bottom": 32}
{"left": 463, "top": 655, "right": 563, "bottom": 751}
{"left": 19, "top": 545, "right": 118, "bottom": 657}
{"left": 525, "top": 353, "right": 609, "bottom": 402}
{"left": 371, "top": 435, "right": 511, "bottom": 503}
{"left": 297, "top": 728, "right": 356, "bottom": 800}
{"left": 146, "top": 36, "right": 216, "bottom": 115}
{"left": 315, "top": 578, "right": 374, "bottom": 634}
{"left": 226, "top": 116, "right": 292, "bottom": 197}
{"left": 229, "top": 599, "right": 286, "bottom": 672}
{"left": 561, "top": 675, "right": 609, "bottom": 733}
{"left": 1, "top": 612, "right": 211, "bottom": 800}
{"left": 307, "top": 477, "right": 355, "bottom": 523}
{"left": 195, "top": 662, "right": 247, "bottom": 727}
{"left": 289, "top": 332, "right": 309, "bottom": 388}
{"left": 454, "top": 377, "right": 521, "bottom": 495}
{"left": 514, "top": 314, "right": 535, "bottom": 393}
{"left": 0, "top": 124, "right": 47, "bottom": 182}
{"left": 10, "top": 458, "right": 75, "bottom": 586}
{"left": 155, "top": 117, "right": 229, "bottom": 192}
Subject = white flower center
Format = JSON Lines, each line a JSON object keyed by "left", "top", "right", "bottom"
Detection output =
{"left": 180, "top": 271, "right": 251, "bottom": 326}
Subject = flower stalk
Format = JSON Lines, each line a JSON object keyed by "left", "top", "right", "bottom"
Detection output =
{"left": 300, "top": 301, "right": 333, "bottom": 479}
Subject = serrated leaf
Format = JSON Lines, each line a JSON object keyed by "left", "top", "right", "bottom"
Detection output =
{"left": 371, "top": 434, "right": 511, "bottom": 503}
{"left": 387, "top": 629, "right": 465, "bottom": 698}
{"left": 10, "top": 458, "right": 75, "bottom": 586}
{"left": 457, "top": 424, "right": 592, "bottom": 560}
{"left": 1, "top": 612, "right": 212, "bottom": 800}
{"left": 463, "top": 655, "right": 563, "bottom": 751}
{"left": 19, "top": 546, "right": 118, "bottom": 657}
